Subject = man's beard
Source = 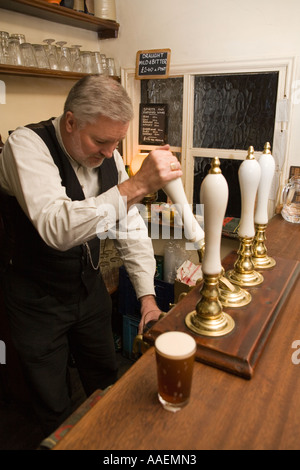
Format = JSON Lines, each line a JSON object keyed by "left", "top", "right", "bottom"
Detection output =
{"left": 69, "top": 135, "right": 105, "bottom": 168}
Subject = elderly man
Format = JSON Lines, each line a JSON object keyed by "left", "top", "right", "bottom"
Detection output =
{"left": 0, "top": 75, "right": 181, "bottom": 434}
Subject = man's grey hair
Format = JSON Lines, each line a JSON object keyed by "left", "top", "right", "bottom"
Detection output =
{"left": 63, "top": 74, "right": 134, "bottom": 126}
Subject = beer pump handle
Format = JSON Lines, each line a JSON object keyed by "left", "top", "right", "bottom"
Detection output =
{"left": 254, "top": 142, "right": 275, "bottom": 225}
{"left": 163, "top": 178, "right": 205, "bottom": 250}
{"left": 238, "top": 147, "right": 261, "bottom": 238}
{"left": 200, "top": 158, "right": 228, "bottom": 275}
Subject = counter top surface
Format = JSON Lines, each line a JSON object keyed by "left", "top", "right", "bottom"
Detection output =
{"left": 53, "top": 215, "right": 300, "bottom": 450}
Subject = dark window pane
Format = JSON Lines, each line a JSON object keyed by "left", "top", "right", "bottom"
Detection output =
{"left": 141, "top": 78, "right": 183, "bottom": 148}
{"left": 193, "top": 73, "right": 278, "bottom": 151}
{"left": 193, "top": 156, "right": 243, "bottom": 218}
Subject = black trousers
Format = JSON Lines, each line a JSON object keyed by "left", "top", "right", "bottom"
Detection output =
{"left": 3, "top": 268, "right": 118, "bottom": 436}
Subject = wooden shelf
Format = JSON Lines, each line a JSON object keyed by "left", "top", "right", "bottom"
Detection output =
{"left": 0, "top": 0, "right": 119, "bottom": 39}
{"left": 0, "top": 63, "right": 85, "bottom": 79}
{"left": 0, "top": 64, "right": 120, "bottom": 80}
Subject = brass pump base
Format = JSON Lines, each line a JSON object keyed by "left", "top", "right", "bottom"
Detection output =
{"left": 252, "top": 254, "right": 276, "bottom": 270}
{"left": 185, "top": 273, "right": 235, "bottom": 337}
{"left": 219, "top": 275, "right": 252, "bottom": 308}
{"left": 186, "top": 310, "right": 235, "bottom": 337}
{"left": 252, "top": 223, "right": 276, "bottom": 269}
{"left": 226, "top": 268, "right": 263, "bottom": 287}
{"left": 226, "top": 236, "right": 264, "bottom": 287}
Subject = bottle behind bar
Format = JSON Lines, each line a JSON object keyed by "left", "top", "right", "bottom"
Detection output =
{"left": 73, "top": 0, "right": 85, "bottom": 12}
{"left": 85, "top": 0, "right": 95, "bottom": 15}
{"left": 60, "top": 0, "right": 74, "bottom": 8}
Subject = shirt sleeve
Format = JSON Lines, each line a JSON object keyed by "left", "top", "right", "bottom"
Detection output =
{"left": 0, "top": 127, "right": 127, "bottom": 250}
{"left": 112, "top": 204, "right": 156, "bottom": 299}
{"left": 104, "top": 149, "right": 156, "bottom": 298}
{"left": 0, "top": 126, "right": 156, "bottom": 298}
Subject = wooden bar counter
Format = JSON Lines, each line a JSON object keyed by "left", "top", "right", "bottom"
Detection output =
{"left": 54, "top": 215, "right": 300, "bottom": 450}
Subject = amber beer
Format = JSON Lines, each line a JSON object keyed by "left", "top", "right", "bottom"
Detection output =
{"left": 155, "top": 331, "right": 196, "bottom": 412}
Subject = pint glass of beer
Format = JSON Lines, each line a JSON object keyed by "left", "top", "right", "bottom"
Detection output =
{"left": 155, "top": 331, "right": 197, "bottom": 412}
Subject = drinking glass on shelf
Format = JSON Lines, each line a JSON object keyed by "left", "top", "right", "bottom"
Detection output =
{"left": 0, "top": 31, "right": 9, "bottom": 44}
{"left": 10, "top": 33, "right": 26, "bottom": 44}
{"left": 33, "top": 44, "right": 50, "bottom": 69}
{"left": 55, "top": 41, "right": 67, "bottom": 57}
{"left": 43, "top": 39, "right": 59, "bottom": 70}
{"left": 60, "top": 46, "right": 71, "bottom": 71}
{"left": 0, "top": 31, "right": 10, "bottom": 64}
{"left": 69, "top": 45, "right": 82, "bottom": 72}
{"left": 91, "top": 51, "right": 104, "bottom": 74}
{"left": 56, "top": 41, "right": 71, "bottom": 71}
{"left": 7, "top": 38, "right": 23, "bottom": 66}
{"left": 20, "top": 43, "right": 38, "bottom": 67}
{"left": 80, "top": 51, "right": 93, "bottom": 74}
{"left": 106, "top": 57, "right": 116, "bottom": 76}
{"left": 100, "top": 53, "right": 108, "bottom": 75}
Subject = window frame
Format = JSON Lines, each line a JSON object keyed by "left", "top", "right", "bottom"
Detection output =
{"left": 122, "top": 56, "right": 294, "bottom": 212}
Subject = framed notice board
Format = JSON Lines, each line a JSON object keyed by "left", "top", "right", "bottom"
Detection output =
{"left": 139, "top": 104, "right": 168, "bottom": 145}
{"left": 136, "top": 49, "right": 171, "bottom": 79}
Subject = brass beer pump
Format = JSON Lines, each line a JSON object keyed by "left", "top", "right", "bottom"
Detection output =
{"left": 226, "top": 147, "right": 264, "bottom": 287}
{"left": 252, "top": 142, "right": 276, "bottom": 269}
{"left": 162, "top": 156, "right": 250, "bottom": 315}
{"left": 162, "top": 166, "right": 250, "bottom": 309}
{"left": 185, "top": 158, "right": 235, "bottom": 337}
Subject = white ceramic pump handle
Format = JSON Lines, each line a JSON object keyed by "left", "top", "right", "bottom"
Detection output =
{"left": 238, "top": 147, "right": 261, "bottom": 238}
{"left": 200, "top": 157, "right": 228, "bottom": 275}
{"left": 254, "top": 142, "right": 275, "bottom": 225}
{"left": 163, "top": 178, "right": 204, "bottom": 248}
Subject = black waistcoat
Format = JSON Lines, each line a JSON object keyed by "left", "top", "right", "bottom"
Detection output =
{"left": 2, "top": 118, "right": 118, "bottom": 303}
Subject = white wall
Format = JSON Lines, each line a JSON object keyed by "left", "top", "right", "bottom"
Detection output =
{"left": 1, "top": 0, "right": 300, "bottom": 173}
{"left": 103, "top": 0, "right": 300, "bottom": 173}
{"left": 105, "top": 0, "right": 300, "bottom": 66}
{"left": 0, "top": 8, "right": 101, "bottom": 137}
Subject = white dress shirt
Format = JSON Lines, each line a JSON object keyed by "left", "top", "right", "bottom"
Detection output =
{"left": 0, "top": 117, "right": 156, "bottom": 299}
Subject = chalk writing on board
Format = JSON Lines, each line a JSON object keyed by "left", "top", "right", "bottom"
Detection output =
{"left": 136, "top": 49, "right": 171, "bottom": 79}
{"left": 139, "top": 104, "right": 168, "bottom": 145}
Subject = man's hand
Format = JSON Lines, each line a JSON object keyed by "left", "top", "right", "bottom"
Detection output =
{"left": 135, "top": 145, "right": 182, "bottom": 195}
{"left": 138, "top": 294, "right": 161, "bottom": 334}
{"left": 118, "top": 145, "right": 182, "bottom": 208}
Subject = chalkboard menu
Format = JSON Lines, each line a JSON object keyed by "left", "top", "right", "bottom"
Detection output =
{"left": 136, "top": 49, "right": 171, "bottom": 79}
{"left": 139, "top": 104, "right": 168, "bottom": 145}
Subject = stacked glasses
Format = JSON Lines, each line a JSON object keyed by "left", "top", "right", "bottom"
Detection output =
{"left": 0, "top": 31, "right": 117, "bottom": 75}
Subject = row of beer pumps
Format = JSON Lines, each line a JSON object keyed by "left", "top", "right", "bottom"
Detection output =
{"left": 162, "top": 142, "right": 275, "bottom": 338}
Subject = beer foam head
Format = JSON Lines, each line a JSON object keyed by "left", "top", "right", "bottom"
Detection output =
{"left": 155, "top": 331, "right": 196, "bottom": 359}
